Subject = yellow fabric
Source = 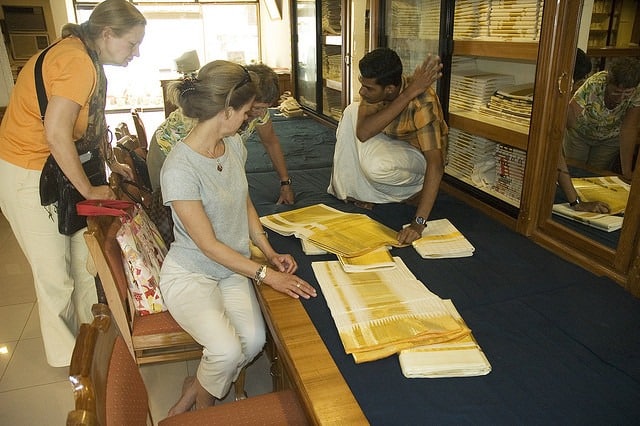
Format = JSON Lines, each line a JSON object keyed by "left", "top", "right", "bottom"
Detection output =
{"left": 0, "top": 37, "right": 96, "bottom": 170}
{"left": 399, "top": 300, "right": 491, "bottom": 378}
{"left": 572, "top": 176, "right": 630, "bottom": 215}
{"left": 411, "top": 218, "right": 475, "bottom": 258}
{"left": 337, "top": 247, "right": 395, "bottom": 273}
{"left": 312, "top": 258, "right": 471, "bottom": 363}
{"left": 260, "top": 203, "right": 402, "bottom": 257}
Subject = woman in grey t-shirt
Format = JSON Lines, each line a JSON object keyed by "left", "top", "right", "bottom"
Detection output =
{"left": 159, "top": 60, "right": 316, "bottom": 417}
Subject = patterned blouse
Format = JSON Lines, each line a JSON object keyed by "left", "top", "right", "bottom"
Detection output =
{"left": 154, "top": 108, "right": 270, "bottom": 156}
{"left": 570, "top": 71, "right": 640, "bottom": 141}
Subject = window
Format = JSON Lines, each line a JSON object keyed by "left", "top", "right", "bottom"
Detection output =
{"left": 75, "top": 1, "right": 260, "bottom": 111}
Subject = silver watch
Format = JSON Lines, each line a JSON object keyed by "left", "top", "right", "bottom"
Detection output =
{"left": 414, "top": 216, "right": 427, "bottom": 226}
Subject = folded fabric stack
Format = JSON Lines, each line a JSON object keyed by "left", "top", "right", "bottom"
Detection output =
{"left": 312, "top": 257, "right": 474, "bottom": 364}
{"left": 480, "top": 83, "right": 534, "bottom": 127}
{"left": 412, "top": 218, "right": 475, "bottom": 258}
{"left": 399, "top": 300, "right": 491, "bottom": 378}
{"left": 493, "top": 144, "right": 526, "bottom": 204}
{"left": 260, "top": 203, "right": 401, "bottom": 258}
{"left": 454, "top": 0, "right": 544, "bottom": 42}
{"left": 445, "top": 128, "right": 497, "bottom": 188}
{"left": 337, "top": 247, "right": 396, "bottom": 273}
{"left": 552, "top": 204, "right": 624, "bottom": 232}
{"left": 450, "top": 71, "right": 515, "bottom": 112}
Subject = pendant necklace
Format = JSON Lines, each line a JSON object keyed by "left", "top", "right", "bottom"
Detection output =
{"left": 206, "top": 142, "right": 225, "bottom": 172}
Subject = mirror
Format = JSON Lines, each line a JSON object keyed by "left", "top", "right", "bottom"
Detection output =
{"left": 546, "top": 0, "right": 637, "bottom": 253}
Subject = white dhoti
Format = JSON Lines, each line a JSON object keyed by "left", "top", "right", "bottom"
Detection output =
{"left": 328, "top": 102, "right": 426, "bottom": 203}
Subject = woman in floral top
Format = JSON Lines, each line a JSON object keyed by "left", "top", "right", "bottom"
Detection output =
{"left": 563, "top": 57, "right": 640, "bottom": 181}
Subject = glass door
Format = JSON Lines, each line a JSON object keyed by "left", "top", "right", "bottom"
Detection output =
{"left": 382, "top": 0, "right": 442, "bottom": 75}
{"left": 294, "top": 0, "right": 319, "bottom": 112}
{"left": 445, "top": 0, "right": 543, "bottom": 217}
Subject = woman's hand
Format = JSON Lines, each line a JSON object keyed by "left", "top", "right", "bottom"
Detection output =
{"left": 574, "top": 200, "right": 610, "bottom": 214}
{"left": 263, "top": 268, "right": 317, "bottom": 300}
{"left": 86, "top": 184, "right": 116, "bottom": 200}
{"left": 109, "top": 160, "right": 135, "bottom": 181}
{"left": 268, "top": 253, "right": 298, "bottom": 274}
{"left": 276, "top": 185, "right": 295, "bottom": 204}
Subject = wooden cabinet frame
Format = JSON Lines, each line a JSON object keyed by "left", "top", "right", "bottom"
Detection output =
{"left": 522, "top": 0, "right": 640, "bottom": 296}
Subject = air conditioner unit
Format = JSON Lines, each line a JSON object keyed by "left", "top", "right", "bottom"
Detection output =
{"left": 9, "top": 33, "right": 49, "bottom": 61}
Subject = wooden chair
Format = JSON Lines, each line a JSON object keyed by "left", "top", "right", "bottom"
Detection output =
{"left": 83, "top": 183, "right": 247, "bottom": 398}
{"left": 84, "top": 208, "right": 202, "bottom": 365}
{"left": 67, "top": 303, "right": 308, "bottom": 426}
{"left": 131, "top": 108, "right": 149, "bottom": 152}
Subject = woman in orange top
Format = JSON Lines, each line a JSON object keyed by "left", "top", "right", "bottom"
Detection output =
{"left": 0, "top": 0, "right": 145, "bottom": 367}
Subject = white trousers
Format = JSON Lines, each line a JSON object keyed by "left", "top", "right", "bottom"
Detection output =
{"left": 328, "top": 102, "right": 426, "bottom": 203}
{"left": 159, "top": 257, "right": 266, "bottom": 398}
{"left": 0, "top": 158, "right": 97, "bottom": 367}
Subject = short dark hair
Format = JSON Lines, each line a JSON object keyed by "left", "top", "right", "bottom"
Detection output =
{"left": 574, "top": 48, "right": 591, "bottom": 81}
{"left": 608, "top": 57, "right": 640, "bottom": 88}
{"left": 359, "top": 48, "right": 403, "bottom": 87}
{"left": 246, "top": 63, "right": 279, "bottom": 104}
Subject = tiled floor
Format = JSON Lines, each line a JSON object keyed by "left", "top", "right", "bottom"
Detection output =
{"left": 0, "top": 212, "right": 273, "bottom": 425}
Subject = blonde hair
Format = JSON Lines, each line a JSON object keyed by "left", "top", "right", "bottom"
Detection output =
{"left": 61, "top": 0, "right": 146, "bottom": 43}
{"left": 169, "top": 60, "right": 257, "bottom": 121}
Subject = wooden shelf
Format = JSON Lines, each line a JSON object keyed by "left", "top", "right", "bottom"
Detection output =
{"left": 587, "top": 46, "right": 640, "bottom": 57}
{"left": 453, "top": 40, "right": 538, "bottom": 61}
{"left": 449, "top": 111, "right": 529, "bottom": 151}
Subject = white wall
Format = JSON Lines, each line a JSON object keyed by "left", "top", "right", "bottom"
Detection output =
{"left": 259, "top": 0, "right": 292, "bottom": 70}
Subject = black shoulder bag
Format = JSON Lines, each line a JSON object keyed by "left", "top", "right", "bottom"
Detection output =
{"left": 36, "top": 43, "right": 107, "bottom": 235}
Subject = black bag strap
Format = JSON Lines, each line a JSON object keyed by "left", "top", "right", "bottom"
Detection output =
{"left": 34, "top": 41, "right": 61, "bottom": 123}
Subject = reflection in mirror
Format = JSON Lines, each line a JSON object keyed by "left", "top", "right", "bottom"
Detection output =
{"left": 548, "top": 7, "right": 638, "bottom": 252}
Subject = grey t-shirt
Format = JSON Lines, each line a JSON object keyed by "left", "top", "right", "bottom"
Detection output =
{"left": 160, "top": 136, "right": 250, "bottom": 279}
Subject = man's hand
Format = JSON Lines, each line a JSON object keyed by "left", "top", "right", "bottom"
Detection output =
{"left": 406, "top": 54, "right": 443, "bottom": 99}
{"left": 397, "top": 223, "right": 424, "bottom": 245}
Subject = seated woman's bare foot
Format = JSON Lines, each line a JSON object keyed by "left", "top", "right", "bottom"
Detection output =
{"left": 167, "top": 376, "right": 197, "bottom": 417}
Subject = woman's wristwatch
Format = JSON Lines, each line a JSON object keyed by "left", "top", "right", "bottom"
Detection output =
{"left": 569, "top": 196, "right": 581, "bottom": 207}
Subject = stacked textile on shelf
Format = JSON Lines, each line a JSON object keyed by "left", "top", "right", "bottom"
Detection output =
{"left": 454, "top": 0, "right": 544, "bottom": 41}
{"left": 450, "top": 71, "right": 515, "bottom": 112}
{"left": 479, "top": 83, "right": 534, "bottom": 127}
{"left": 445, "top": 127, "right": 497, "bottom": 188}
{"left": 493, "top": 144, "right": 526, "bottom": 204}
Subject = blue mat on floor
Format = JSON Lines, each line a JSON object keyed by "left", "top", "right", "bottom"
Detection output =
{"left": 246, "top": 115, "right": 640, "bottom": 425}
{"left": 245, "top": 111, "right": 336, "bottom": 174}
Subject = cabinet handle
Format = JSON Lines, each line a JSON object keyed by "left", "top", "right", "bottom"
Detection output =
{"left": 557, "top": 72, "right": 569, "bottom": 95}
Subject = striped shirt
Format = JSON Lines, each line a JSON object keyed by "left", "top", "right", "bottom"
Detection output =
{"left": 360, "top": 76, "right": 448, "bottom": 153}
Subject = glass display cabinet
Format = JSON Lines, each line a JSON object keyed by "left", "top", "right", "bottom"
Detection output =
{"left": 290, "top": 0, "right": 640, "bottom": 293}
{"left": 291, "top": 0, "right": 371, "bottom": 124}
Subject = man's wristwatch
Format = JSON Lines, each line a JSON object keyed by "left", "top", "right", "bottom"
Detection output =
{"left": 280, "top": 177, "right": 292, "bottom": 187}
{"left": 414, "top": 216, "right": 427, "bottom": 226}
{"left": 569, "top": 196, "right": 581, "bottom": 207}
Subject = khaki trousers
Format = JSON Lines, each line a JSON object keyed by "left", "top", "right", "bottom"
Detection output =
{"left": 0, "top": 158, "right": 97, "bottom": 367}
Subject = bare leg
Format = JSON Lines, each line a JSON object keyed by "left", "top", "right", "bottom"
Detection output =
{"left": 167, "top": 376, "right": 198, "bottom": 417}
{"left": 195, "top": 381, "right": 215, "bottom": 410}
